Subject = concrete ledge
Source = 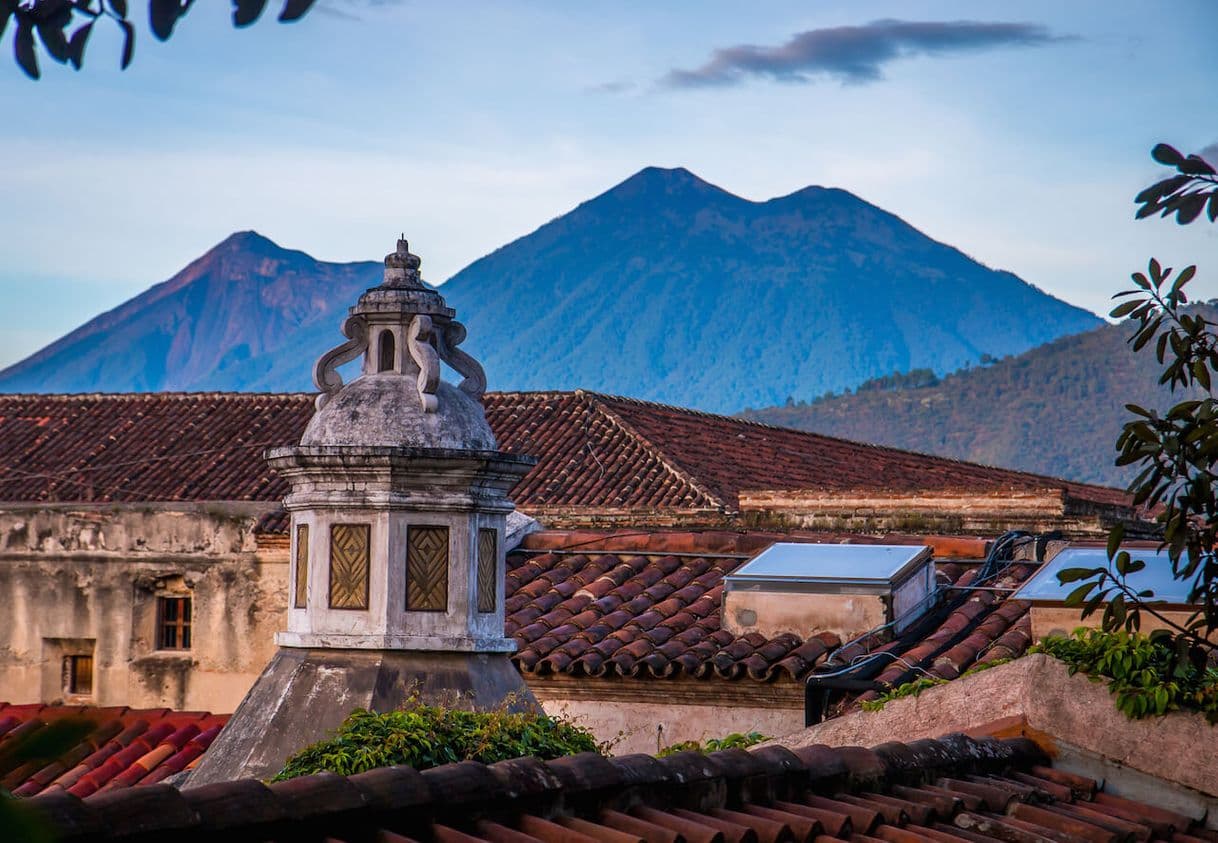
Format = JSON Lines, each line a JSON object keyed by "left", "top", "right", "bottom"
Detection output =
{"left": 768, "top": 653, "right": 1218, "bottom": 799}
{"left": 275, "top": 632, "right": 517, "bottom": 652}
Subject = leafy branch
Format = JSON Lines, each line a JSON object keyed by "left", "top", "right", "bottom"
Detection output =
{"left": 1136, "top": 144, "right": 1218, "bottom": 225}
{"left": 1058, "top": 143, "right": 1218, "bottom": 662}
{"left": 1035, "top": 629, "right": 1218, "bottom": 722}
{"left": 1, "top": 0, "right": 315, "bottom": 79}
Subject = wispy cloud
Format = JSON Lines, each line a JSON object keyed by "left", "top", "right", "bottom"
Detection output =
{"left": 586, "top": 80, "right": 637, "bottom": 95}
{"left": 664, "top": 19, "right": 1072, "bottom": 88}
{"left": 1201, "top": 142, "right": 1218, "bottom": 167}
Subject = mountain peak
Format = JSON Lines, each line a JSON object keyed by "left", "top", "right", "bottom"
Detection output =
{"left": 595, "top": 166, "right": 737, "bottom": 206}
{"left": 213, "top": 230, "right": 284, "bottom": 255}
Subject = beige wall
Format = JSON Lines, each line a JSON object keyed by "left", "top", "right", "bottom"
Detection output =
{"left": 538, "top": 697, "right": 804, "bottom": 756}
{"left": 529, "top": 676, "right": 804, "bottom": 755}
{"left": 0, "top": 506, "right": 809, "bottom": 752}
{"left": 0, "top": 505, "right": 285, "bottom": 712}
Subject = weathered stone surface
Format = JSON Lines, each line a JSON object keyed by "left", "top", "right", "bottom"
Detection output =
{"left": 186, "top": 647, "right": 537, "bottom": 786}
{"left": 192, "top": 236, "right": 538, "bottom": 784}
{"left": 302, "top": 376, "right": 495, "bottom": 450}
{"left": 0, "top": 505, "right": 283, "bottom": 711}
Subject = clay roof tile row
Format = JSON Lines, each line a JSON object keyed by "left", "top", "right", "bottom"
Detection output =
{"left": 0, "top": 392, "right": 1130, "bottom": 516}
{"left": 21, "top": 732, "right": 1210, "bottom": 843}
{"left": 504, "top": 534, "right": 1038, "bottom": 689}
{"left": 0, "top": 703, "right": 227, "bottom": 798}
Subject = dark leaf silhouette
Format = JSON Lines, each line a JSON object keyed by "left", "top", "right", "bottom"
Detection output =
{"left": 7, "top": 0, "right": 315, "bottom": 78}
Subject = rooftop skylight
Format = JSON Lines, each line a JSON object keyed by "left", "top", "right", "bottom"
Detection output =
{"left": 727, "top": 543, "right": 933, "bottom": 589}
{"left": 1013, "top": 546, "right": 1196, "bottom": 605}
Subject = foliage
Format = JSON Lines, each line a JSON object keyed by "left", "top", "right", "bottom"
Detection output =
{"left": 1134, "top": 144, "right": 1218, "bottom": 224}
{"left": 657, "top": 731, "right": 768, "bottom": 757}
{"left": 744, "top": 313, "right": 1211, "bottom": 489}
{"left": 859, "top": 658, "right": 1013, "bottom": 712}
{"left": 2, "top": 0, "right": 315, "bottom": 79}
{"left": 1033, "top": 629, "right": 1218, "bottom": 723}
{"left": 855, "top": 368, "right": 941, "bottom": 394}
{"left": 273, "top": 702, "right": 600, "bottom": 781}
{"left": 1058, "top": 144, "right": 1218, "bottom": 659}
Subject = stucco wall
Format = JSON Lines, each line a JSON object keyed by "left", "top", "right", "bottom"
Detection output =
{"left": 0, "top": 505, "right": 285, "bottom": 712}
{"left": 538, "top": 696, "right": 804, "bottom": 755}
{"left": 529, "top": 676, "right": 805, "bottom": 754}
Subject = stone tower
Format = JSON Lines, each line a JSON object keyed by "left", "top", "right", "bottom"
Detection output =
{"left": 188, "top": 237, "right": 537, "bottom": 786}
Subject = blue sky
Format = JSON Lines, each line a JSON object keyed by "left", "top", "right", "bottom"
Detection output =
{"left": 1, "top": 0, "right": 1216, "bottom": 368}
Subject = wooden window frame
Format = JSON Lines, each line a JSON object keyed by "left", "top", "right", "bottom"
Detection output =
{"left": 156, "top": 595, "right": 192, "bottom": 651}
{"left": 63, "top": 654, "right": 93, "bottom": 697}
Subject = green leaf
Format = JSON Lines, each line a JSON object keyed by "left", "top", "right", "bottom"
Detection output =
{"left": 118, "top": 18, "right": 134, "bottom": 68}
{"left": 1107, "top": 525, "right": 1125, "bottom": 560}
{"left": 1152, "top": 144, "right": 1185, "bottom": 167}
{"left": 1064, "top": 582, "right": 1097, "bottom": 607}
{"left": 14, "top": 20, "right": 38, "bottom": 79}
{"left": 279, "top": 0, "right": 316, "bottom": 21}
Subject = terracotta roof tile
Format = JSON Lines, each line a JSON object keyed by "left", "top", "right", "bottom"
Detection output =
{"left": 0, "top": 392, "right": 1130, "bottom": 518}
{"left": 505, "top": 531, "right": 1038, "bottom": 697}
{"left": 0, "top": 704, "right": 227, "bottom": 798}
{"left": 21, "top": 733, "right": 1203, "bottom": 843}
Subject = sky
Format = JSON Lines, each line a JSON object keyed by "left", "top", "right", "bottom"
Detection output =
{"left": 1, "top": 0, "right": 1216, "bottom": 368}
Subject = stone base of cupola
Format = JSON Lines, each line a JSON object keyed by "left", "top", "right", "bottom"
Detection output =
{"left": 184, "top": 647, "right": 537, "bottom": 787}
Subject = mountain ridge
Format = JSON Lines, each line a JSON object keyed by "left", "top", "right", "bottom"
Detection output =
{"left": 743, "top": 310, "right": 1217, "bottom": 487}
{"left": 0, "top": 167, "right": 1101, "bottom": 411}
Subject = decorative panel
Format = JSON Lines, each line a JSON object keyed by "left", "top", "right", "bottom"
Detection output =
{"left": 294, "top": 524, "right": 309, "bottom": 608}
{"left": 407, "top": 525, "right": 449, "bottom": 612}
{"left": 477, "top": 528, "right": 497, "bottom": 613}
{"left": 329, "top": 524, "right": 370, "bottom": 610}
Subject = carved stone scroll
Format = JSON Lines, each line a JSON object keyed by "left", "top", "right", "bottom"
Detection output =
{"left": 407, "top": 314, "right": 441, "bottom": 413}
{"left": 437, "top": 320, "right": 487, "bottom": 398}
{"left": 312, "top": 314, "right": 368, "bottom": 410}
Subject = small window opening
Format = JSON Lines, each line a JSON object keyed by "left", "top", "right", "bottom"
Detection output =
{"left": 378, "top": 330, "right": 396, "bottom": 373}
{"left": 157, "top": 596, "right": 192, "bottom": 650}
{"left": 63, "top": 655, "right": 93, "bottom": 696}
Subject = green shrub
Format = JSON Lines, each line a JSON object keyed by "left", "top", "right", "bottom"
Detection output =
{"left": 657, "top": 731, "right": 767, "bottom": 757}
{"left": 273, "top": 701, "right": 600, "bottom": 781}
{"left": 1033, "top": 628, "right": 1218, "bottom": 722}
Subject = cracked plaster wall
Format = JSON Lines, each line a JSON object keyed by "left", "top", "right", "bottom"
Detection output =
{"left": 0, "top": 506, "right": 285, "bottom": 712}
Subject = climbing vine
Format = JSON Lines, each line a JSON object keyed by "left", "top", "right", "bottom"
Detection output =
{"left": 657, "top": 731, "right": 768, "bottom": 757}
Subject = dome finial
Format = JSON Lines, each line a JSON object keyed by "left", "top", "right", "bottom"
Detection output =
{"left": 382, "top": 233, "right": 423, "bottom": 289}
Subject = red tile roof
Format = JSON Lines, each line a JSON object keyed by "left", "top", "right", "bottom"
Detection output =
{"left": 23, "top": 732, "right": 1208, "bottom": 843}
{"left": 505, "top": 530, "right": 1034, "bottom": 696}
{"left": 0, "top": 391, "right": 1131, "bottom": 516}
{"left": 0, "top": 702, "right": 227, "bottom": 797}
{"left": 0, "top": 393, "right": 311, "bottom": 503}
{"left": 560, "top": 393, "right": 1132, "bottom": 510}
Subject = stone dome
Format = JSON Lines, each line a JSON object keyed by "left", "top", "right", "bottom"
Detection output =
{"left": 301, "top": 236, "right": 498, "bottom": 451}
{"left": 301, "top": 373, "right": 496, "bottom": 450}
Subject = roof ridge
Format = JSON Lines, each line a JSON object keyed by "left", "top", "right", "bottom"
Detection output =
{"left": 0, "top": 390, "right": 1127, "bottom": 500}
{"left": 0, "top": 392, "right": 316, "bottom": 400}
{"left": 576, "top": 391, "right": 727, "bottom": 511}
{"left": 577, "top": 390, "right": 1127, "bottom": 498}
